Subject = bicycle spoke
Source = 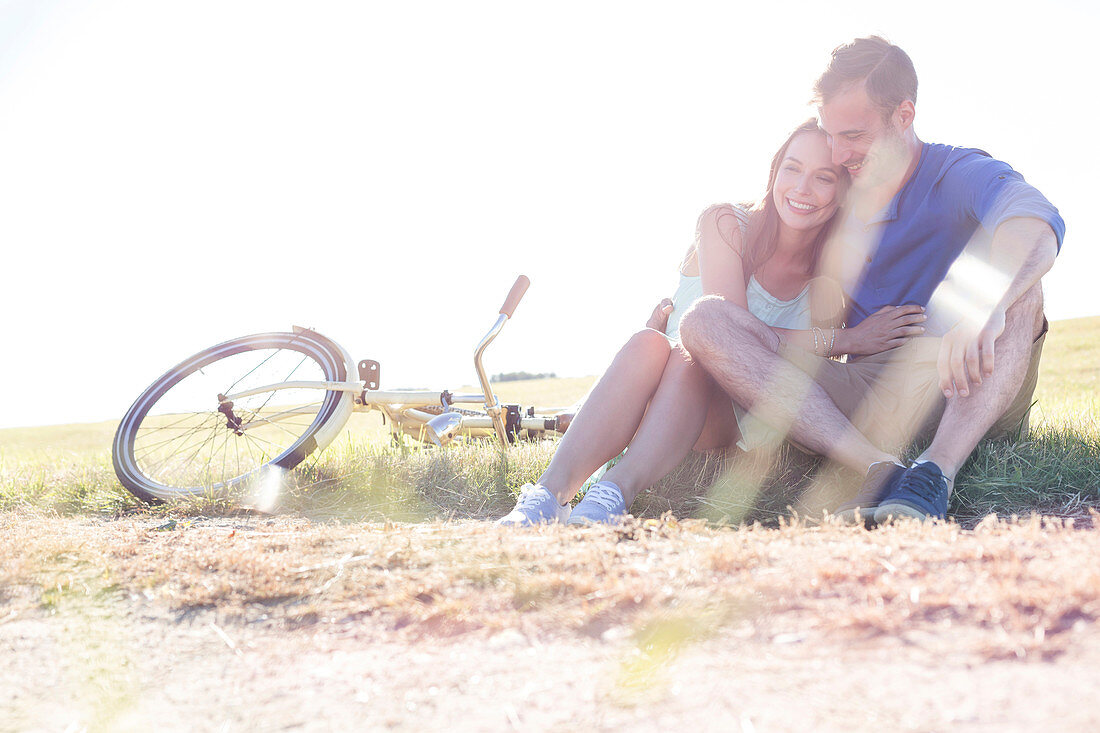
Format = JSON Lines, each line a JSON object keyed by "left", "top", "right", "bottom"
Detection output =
{"left": 133, "top": 416, "right": 220, "bottom": 469}
{"left": 167, "top": 427, "right": 228, "bottom": 489}
{"left": 149, "top": 411, "right": 231, "bottom": 479}
{"left": 134, "top": 414, "right": 220, "bottom": 458}
{"left": 239, "top": 430, "right": 290, "bottom": 453}
{"left": 138, "top": 401, "right": 316, "bottom": 485}
{"left": 241, "top": 433, "right": 274, "bottom": 466}
{"left": 136, "top": 411, "right": 218, "bottom": 433}
{"left": 198, "top": 427, "right": 235, "bottom": 488}
{"left": 219, "top": 421, "right": 231, "bottom": 487}
{"left": 240, "top": 408, "right": 322, "bottom": 442}
{"left": 135, "top": 412, "right": 218, "bottom": 454}
{"left": 242, "top": 430, "right": 263, "bottom": 468}
{"left": 240, "top": 402, "right": 324, "bottom": 427}
{"left": 234, "top": 430, "right": 244, "bottom": 484}
{"left": 220, "top": 348, "right": 285, "bottom": 396}
{"left": 119, "top": 333, "right": 341, "bottom": 499}
{"left": 245, "top": 354, "right": 312, "bottom": 423}
{"left": 143, "top": 422, "right": 224, "bottom": 484}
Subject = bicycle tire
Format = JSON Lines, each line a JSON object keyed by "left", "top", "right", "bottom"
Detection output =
{"left": 113, "top": 331, "right": 353, "bottom": 503}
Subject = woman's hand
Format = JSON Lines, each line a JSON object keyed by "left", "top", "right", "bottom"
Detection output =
{"left": 647, "top": 298, "right": 674, "bottom": 332}
{"left": 838, "top": 305, "right": 926, "bottom": 356}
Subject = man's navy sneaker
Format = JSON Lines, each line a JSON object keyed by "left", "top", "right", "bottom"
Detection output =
{"left": 834, "top": 461, "right": 906, "bottom": 526}
{"left": 874, "top": 461, "right": 951, "bottom": 523}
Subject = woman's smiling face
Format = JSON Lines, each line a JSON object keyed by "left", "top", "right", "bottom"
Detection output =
{"left": 771, "top": 131, "right": 845, "bottom": 233}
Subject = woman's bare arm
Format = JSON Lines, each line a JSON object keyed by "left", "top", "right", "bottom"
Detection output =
{"left": 770, "top": 305, "right": 927, "bottom": 356}
{"left": 696, "top": 204, "right": 749, "bottom": 306}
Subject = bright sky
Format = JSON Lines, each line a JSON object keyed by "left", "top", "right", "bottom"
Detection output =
{"left": 1, "top": 0, "right": 1096, "bottom": 429}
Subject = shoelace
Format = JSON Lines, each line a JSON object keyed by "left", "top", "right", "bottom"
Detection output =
{"left": 582, "top": 484, "right": 622, "bottom": 512}
{"left": 896, "top": 464, "right": 947, "bottom": 503}
{"left": 515, "top": 485, "right": 547, "bottom": 509}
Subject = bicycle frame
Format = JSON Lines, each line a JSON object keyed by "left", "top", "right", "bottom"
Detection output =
{"left": 216, "top": 276, "right": 560, "bottom": 446}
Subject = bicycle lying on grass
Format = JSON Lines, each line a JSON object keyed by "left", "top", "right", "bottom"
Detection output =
{"left": 113, "top": 276, "right": 571, "bottom": 503}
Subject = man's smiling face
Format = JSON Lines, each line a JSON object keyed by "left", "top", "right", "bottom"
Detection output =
{"left": 818, "top": 82, "right": 909, "bottom": 189}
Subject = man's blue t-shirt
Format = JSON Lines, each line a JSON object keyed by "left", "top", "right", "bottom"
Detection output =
{"left": 834, "top": 143, "right": 1065, "bottom": 336}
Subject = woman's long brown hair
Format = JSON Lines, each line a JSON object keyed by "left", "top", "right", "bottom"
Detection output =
{"left": 740, "top": 119, "right": 845, "bottom": 284}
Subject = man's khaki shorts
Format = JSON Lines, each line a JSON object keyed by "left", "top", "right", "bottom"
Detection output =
{"left": 775, "top": 321, "right": 1047, "bottom": 453}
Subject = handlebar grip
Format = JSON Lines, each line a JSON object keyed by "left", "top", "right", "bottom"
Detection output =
{"left": 499, "top": 275, "right": 530, "bottom": 318}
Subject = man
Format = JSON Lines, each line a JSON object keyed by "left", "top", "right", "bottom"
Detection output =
{"left": 679, "top": 36, "right": 1064, "bottom": 523}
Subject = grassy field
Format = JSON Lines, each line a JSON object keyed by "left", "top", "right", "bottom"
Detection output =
{"left": 1, "top": 317, "right": 1098, "bottom": 524}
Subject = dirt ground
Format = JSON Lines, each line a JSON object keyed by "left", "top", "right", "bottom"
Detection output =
{"left": 3, "top": 512, "right": 1099, "bottom": 732}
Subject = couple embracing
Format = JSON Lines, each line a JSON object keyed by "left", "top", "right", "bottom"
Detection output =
{"left": 500, "top": 36, "right": 1064, "bottom": 528}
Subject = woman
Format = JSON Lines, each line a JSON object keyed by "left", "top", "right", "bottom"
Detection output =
{"left": 499, "top": 120, "right": 925, "bottom": 526}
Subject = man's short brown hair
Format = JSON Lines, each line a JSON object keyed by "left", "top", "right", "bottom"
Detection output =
{"left": 813, "top": 36, "right": 918, "bottom": 116}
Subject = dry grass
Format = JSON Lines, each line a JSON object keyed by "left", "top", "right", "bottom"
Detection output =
{"left": 5, "top": 510, "right": 1098, "bottom": 662}
{"left": 3, "top": 321, "right": 1097, "bottom": 732}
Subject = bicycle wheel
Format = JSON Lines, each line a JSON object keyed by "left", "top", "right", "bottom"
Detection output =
{"left": 113, "top": 331, "right": 354, "bottom": 503}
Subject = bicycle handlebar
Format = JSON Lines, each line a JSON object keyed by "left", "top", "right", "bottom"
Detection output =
{"left": 499, "top": 275, "right": 530, "bottom": 318}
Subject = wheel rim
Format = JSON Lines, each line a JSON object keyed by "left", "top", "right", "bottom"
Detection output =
{"left": 116, "top": 334, "right": 342, "bottom": 499}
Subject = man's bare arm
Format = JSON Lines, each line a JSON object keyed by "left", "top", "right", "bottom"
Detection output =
{"left": 938, "top": 217, "right": 1058, "bottom": 398}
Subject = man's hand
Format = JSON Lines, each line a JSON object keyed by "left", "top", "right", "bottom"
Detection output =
{"left": 937, "top": 307, "right": 1007, "bottom": 398}
{"left": 647, "top": 298, "right": 674, "bottom": 332}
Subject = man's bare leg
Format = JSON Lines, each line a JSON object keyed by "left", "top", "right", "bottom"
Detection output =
{"left": 599, "top": 346, "right": 719, "bottom": 506}
{"left": 679, "top": 296, "right": 897, "bottom": 472}
{"left": 537, "top": 329, "right": 673, "bottom": 504}
{"left": 917, "top": 284, "right": 1045, "bottom": 481}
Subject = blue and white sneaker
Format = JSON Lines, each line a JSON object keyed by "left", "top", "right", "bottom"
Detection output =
{"left": 567, "top": 481, "right": 628, "bottom": 526}
{"left": 497, "top": 484, "right": 571, "bottom": 526}
{"left": 874, "top": 461, "right": 951, "bottom": 523}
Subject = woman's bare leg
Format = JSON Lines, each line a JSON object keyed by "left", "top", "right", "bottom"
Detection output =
{"left": 693, "top": 383, "right": 739, "bottom": 451}
{"left": 537, "top": 329, "right": 672, "bottom": 504}
{"left": 601, "top": 347, "right": 735, "bottom": 506}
